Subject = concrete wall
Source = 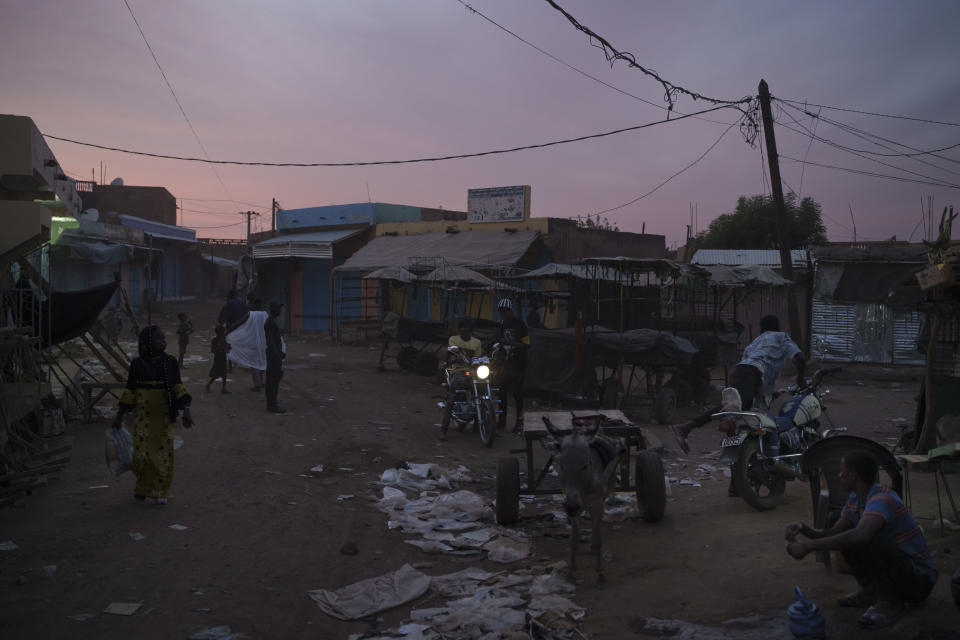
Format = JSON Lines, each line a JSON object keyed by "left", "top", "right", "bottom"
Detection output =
{"left": 93, "top": 185, "right": 177, "bottom": 226}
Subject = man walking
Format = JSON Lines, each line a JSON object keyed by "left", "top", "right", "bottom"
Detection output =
{"left": 495, "top": 298, "right": 529, "bottom": 434}
{"left": 785, "top": 451, "right": 936, "bottom": 629}
{"left": 264, "top": 301, "right": 286, "bottom": 414}
{"left": 671, "top": 314, "right": 805, "bottom": 454}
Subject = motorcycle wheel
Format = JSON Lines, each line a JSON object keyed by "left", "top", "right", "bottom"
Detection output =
{"left": 478, "top": 399, "right": 496, "bottom": 448}
{"left": 635, "top": 450, "right": 666, "bottom": 523}
{"left": 733, "top": 438, "right": 786, "bottom": 511}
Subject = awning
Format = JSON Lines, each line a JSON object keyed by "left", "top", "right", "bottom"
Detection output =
{"left": 119, "top": 213, "right": 197, "bottom": 243}
{"left": 53, "top": 231, "right": 133, "bottom": 264}
{"left": 254, "top": 228, "right": 364, "bottom": 260}
{"left": 335, "top": 229, "right": 539, "bottom": 272}
{"left": 362, "top": 266, "right": 418, "bottom": 283}
{"left": 202, "top": 254, "right": 237, "bottom": 268}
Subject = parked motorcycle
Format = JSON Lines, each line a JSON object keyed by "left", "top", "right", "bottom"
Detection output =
{"left": 437, "top": 345, "right": 499, "bottom": 447}
{"left": 713, "top": 367, "right": 846, "bottom": 511}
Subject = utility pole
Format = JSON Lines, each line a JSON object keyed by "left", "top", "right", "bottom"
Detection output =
{"left": 758, "top": 79, "right": 802, "bottom": 346}
{"left": 241, "top": 210, "right": 260, "bottom": 247}
{"left": 271, "top": 198, "right": 278, "bottom": 232}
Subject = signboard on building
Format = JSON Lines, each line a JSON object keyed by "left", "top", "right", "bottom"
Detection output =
{"left": 467, "top": 185, "right": 530, "bottom": 223}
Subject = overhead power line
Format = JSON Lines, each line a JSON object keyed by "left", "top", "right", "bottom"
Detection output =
{"left": 542, "top": 0, "right": 754, "bottom": 112}
{"left": 187, "top": 221, "right": 245, "bottom": 230}
{"left": 776, "top": 97, "right": 960, "bottom": 128}
{"left": 42, "top": 104, "right": 733, "bottom": 167}
{"left": 454, "top": 0, "right": 734, "bottom": 126}
{"left": 123, "top": 0, "right": 240, "bottom": 210}
{"left": 592, "top": 120, "right": 739, "bottom": 218}
{"left": 779, "top": 155, "right": 960, "bottom": 189}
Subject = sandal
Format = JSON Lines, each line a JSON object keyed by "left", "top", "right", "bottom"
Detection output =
{"left": 857, "top": 602, "right": 905, "bottom": 629}
{"left": 837, "top": 588, "right": 877, "bottom": 608}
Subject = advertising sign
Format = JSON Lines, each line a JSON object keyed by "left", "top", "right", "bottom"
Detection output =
{"left": 467, "top": 185, "right": 530, "bottom": 223}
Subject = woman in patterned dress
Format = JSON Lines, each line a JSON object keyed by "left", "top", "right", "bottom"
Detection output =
{"left": 112, "top": 325, "right": 194, "bottom": 505}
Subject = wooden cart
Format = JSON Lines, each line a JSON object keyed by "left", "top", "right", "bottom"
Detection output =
{"left": 495, "top": 409, "right": 667, "bottom": 525}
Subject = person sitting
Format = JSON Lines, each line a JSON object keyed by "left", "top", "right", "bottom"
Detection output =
{"left": 438, "top": 317, "right": 482, "bottom": 441}
{"left": 784, "top": 450, "right": 937, "bottom": 630}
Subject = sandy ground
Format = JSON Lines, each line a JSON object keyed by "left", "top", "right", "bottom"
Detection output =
{"left": 1, "top": 299, "right": 959, "bottom": 639}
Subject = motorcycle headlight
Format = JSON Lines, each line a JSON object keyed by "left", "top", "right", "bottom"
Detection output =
{"left": 476, "top": 364, "right": 490, "bottom": 380}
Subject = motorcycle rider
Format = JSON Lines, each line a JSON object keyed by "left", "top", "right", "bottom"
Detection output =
{"left": 438, "top": 317, "right": 482, "bottom": 441}
{"left": 495, "top": 298, "right": 529, "bottom": 434}
{"left": 785, "top": 450, "right": 936, "bottom": 629}
{"left": 671, "top": 314, "right": 806, "bottom": 455}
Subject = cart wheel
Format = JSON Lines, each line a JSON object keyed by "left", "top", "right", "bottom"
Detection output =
{"left": 415, "top": 352, "right": 438, "bottom": 376}
{"left": 397, "top": 346, "right": 418, "bottom": 371}
{"left": 654, "top": 387, "right": 677, "bottom": 424}
{"left": 635, "top": 450, "right": 666, "bottom": 523}
{"left": 496, "top": 456, "right": 520, "bottom": 525}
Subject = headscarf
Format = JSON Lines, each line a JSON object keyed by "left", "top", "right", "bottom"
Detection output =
{"left": 137, "top": 325, "right": 178, "bottom": 422}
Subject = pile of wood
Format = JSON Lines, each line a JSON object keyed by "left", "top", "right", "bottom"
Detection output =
{"left": 0, "top": 327, "right": 72, "bottom": 508}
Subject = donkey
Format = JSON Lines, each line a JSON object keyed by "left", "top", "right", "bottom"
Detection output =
{"left": 543, "top": 416, "right": 622, "bottom": 584}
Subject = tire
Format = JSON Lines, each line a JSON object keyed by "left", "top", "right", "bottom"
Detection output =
{"left": 397, "top": 346, "right": 418, "bottom": 370}
{"left": 635, "top": 450, "right": 666, "bottom": 523}
{"left": 496, "top": 456, "right": 520, "bottom": 525}
{"left": 733, "top": 438, "right": 786, "bottom": 511}
{"left": 478, "top": 399, "right": 496, "bottom": 448}
{"left": 654, "top": 387, "right": 678, "bottom": 424}
{"left": 667, "top": 378, "right": 693, "bottom": 407}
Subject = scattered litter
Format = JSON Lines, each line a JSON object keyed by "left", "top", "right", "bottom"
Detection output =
{"left": 67, "top": 613, "right": 95, "bottom": 622}
{"left": 104, "top": 602, "right": 142, "bottom": 616}
{"left": 295, "top": 444, "right": 304, "bottom": 447}
{"left": 263, "top": 470, "right": 281, "bottom": 475}
{"left": 338, "top": 467, "right": 353, "bottom": 472}
{"left": 723, "top": 467, "right": 732, "bottom": 478}
{"left": 696, "top": 464, "right": 716, "bottom": 475}
{"left": 336, "top": 495, "right": 355, "bottom": 502}
{"left": 309, "top": 564, "right": 430, "bottom": 620}
{"left": 169, "top": 524, "right": 189, "bottom": 531}
{"left": 0, "top": 541, "right": 18, "bottom": 551}
{"left": 378, "top": 427, "right": 393, "bottom": 431}
{"left": 369, "top": 420, "right": 392, "bottom": 426}
{"left": 287, "top": 502, "right": 297, "bottom": 506}
{"left": 88, "top": 485, "right": 110, "bottom": 490}
{"left": 678, "top": 478, "right": 702, "bottom": 487}
{"left": 40, "top": 565, "right": 57, "bottom": 576}
{"left": 483, "top": 536, "right": 530, "bottom": 563}
{"left": 189, "top": 626, "right": 235, "bottom": 640}
{"left": 310, "top": 465, "right": 324, "bottom": 473}
{"left": 174, "top": 435, "right": 184, "bottom": 450}
{"left": 889, "top": 417, "right": 907, "bottom": 423}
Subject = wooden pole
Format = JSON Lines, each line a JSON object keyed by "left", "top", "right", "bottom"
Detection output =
{"left": 758, "top": 79, "right": 802, "bottom": 342}
{"left": 912, "top": 312, "right": 941, "bottom": 454}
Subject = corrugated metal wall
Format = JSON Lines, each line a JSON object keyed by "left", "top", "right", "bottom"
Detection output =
{"left": 812, "top": 299, "right": 922, "bottom": 364}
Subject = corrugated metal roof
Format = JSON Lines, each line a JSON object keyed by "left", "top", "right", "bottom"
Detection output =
{"left": 691, "top": 249, "right": 808, "bottom": 268}
{"left": 253, "top": 228, "right": 364, "bottom": 260}
{"left": 334, "top": 229, "right": 539, "bottom": 272}
{"left": 119, "top": 213, "right": 196, "bottom": 243}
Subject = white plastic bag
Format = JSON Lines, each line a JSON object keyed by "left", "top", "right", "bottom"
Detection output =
{"left": 105, "top": 427, "right": 133, "bottom": 476}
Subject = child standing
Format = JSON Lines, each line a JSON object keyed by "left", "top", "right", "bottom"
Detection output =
{"left": 176, "top": 312, "right": 193, "bottom": 368}
{"left": 206, "top": 325, "right": 230, "bottom": 393}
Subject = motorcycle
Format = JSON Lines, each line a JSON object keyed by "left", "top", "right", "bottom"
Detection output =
{"left": 713, "top": 367, "right": 847, "bottom": 511}
{"left": 437, "top": 345, "right": 500, "bottom": 447}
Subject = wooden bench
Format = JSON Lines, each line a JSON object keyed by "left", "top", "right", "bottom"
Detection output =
{"left": 80, "top": 382, "right": 127, "bottom": 422}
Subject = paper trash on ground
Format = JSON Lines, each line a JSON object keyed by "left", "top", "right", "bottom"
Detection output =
{"left": 0, "top": 541, "right": 18, "bottom": 551}
{"left": 103, "top": 602, "right": 142, "bottom": 616}
{"left": 309, "top": 564, "right": 431, "bottom": 621}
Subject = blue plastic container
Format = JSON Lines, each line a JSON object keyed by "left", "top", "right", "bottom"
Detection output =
{"left": 788, "top": 586, "right": 825, "bottom": 639}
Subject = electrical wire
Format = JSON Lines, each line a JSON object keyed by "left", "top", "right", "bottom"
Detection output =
{"left": 774, "top": 111, "right": 960, "bottom": 188}
{"left": 123, "top": 0, "right": 240, "bottom": 210}
{"left": 179, "top": 197, "right": 270, "bottom": 208}
{"left": 453, "top": 0, "right": 734, "bottom": 126}
{"left": 542, "top": 0, "right": 754, "bottom": 112}
{"left": 42, "top": 104, "right": 734, "bottom": 167}
{"left": 779, "top": 155, "right": 960, "bottom": 189}
{"left": 776, "top": 97, "right": 960, "bottom": 128}
{"left": 187, "top": 222, "right": 244, "bottom": 229}
{"left": 590, "top": 119, "right": 739, "bottom": 218}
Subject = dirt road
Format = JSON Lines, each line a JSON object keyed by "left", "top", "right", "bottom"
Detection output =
{"left": 2, "top": 302, "right": 958, "bottom": 639}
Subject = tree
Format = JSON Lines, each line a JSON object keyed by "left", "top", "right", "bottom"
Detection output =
{"left": 577, "top": 214, "right": 619, "bottom": 232}
{"left": 690, "top": 193, "right": 827, "bottom": 250}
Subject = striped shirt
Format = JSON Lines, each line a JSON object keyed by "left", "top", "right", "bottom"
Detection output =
{"left": 840, "top": 484, "right": 936, "bottom": 580}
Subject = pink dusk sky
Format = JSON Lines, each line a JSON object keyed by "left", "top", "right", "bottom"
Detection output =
{"left": 3, "top": 0, "right": 958, "bottom": 246}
